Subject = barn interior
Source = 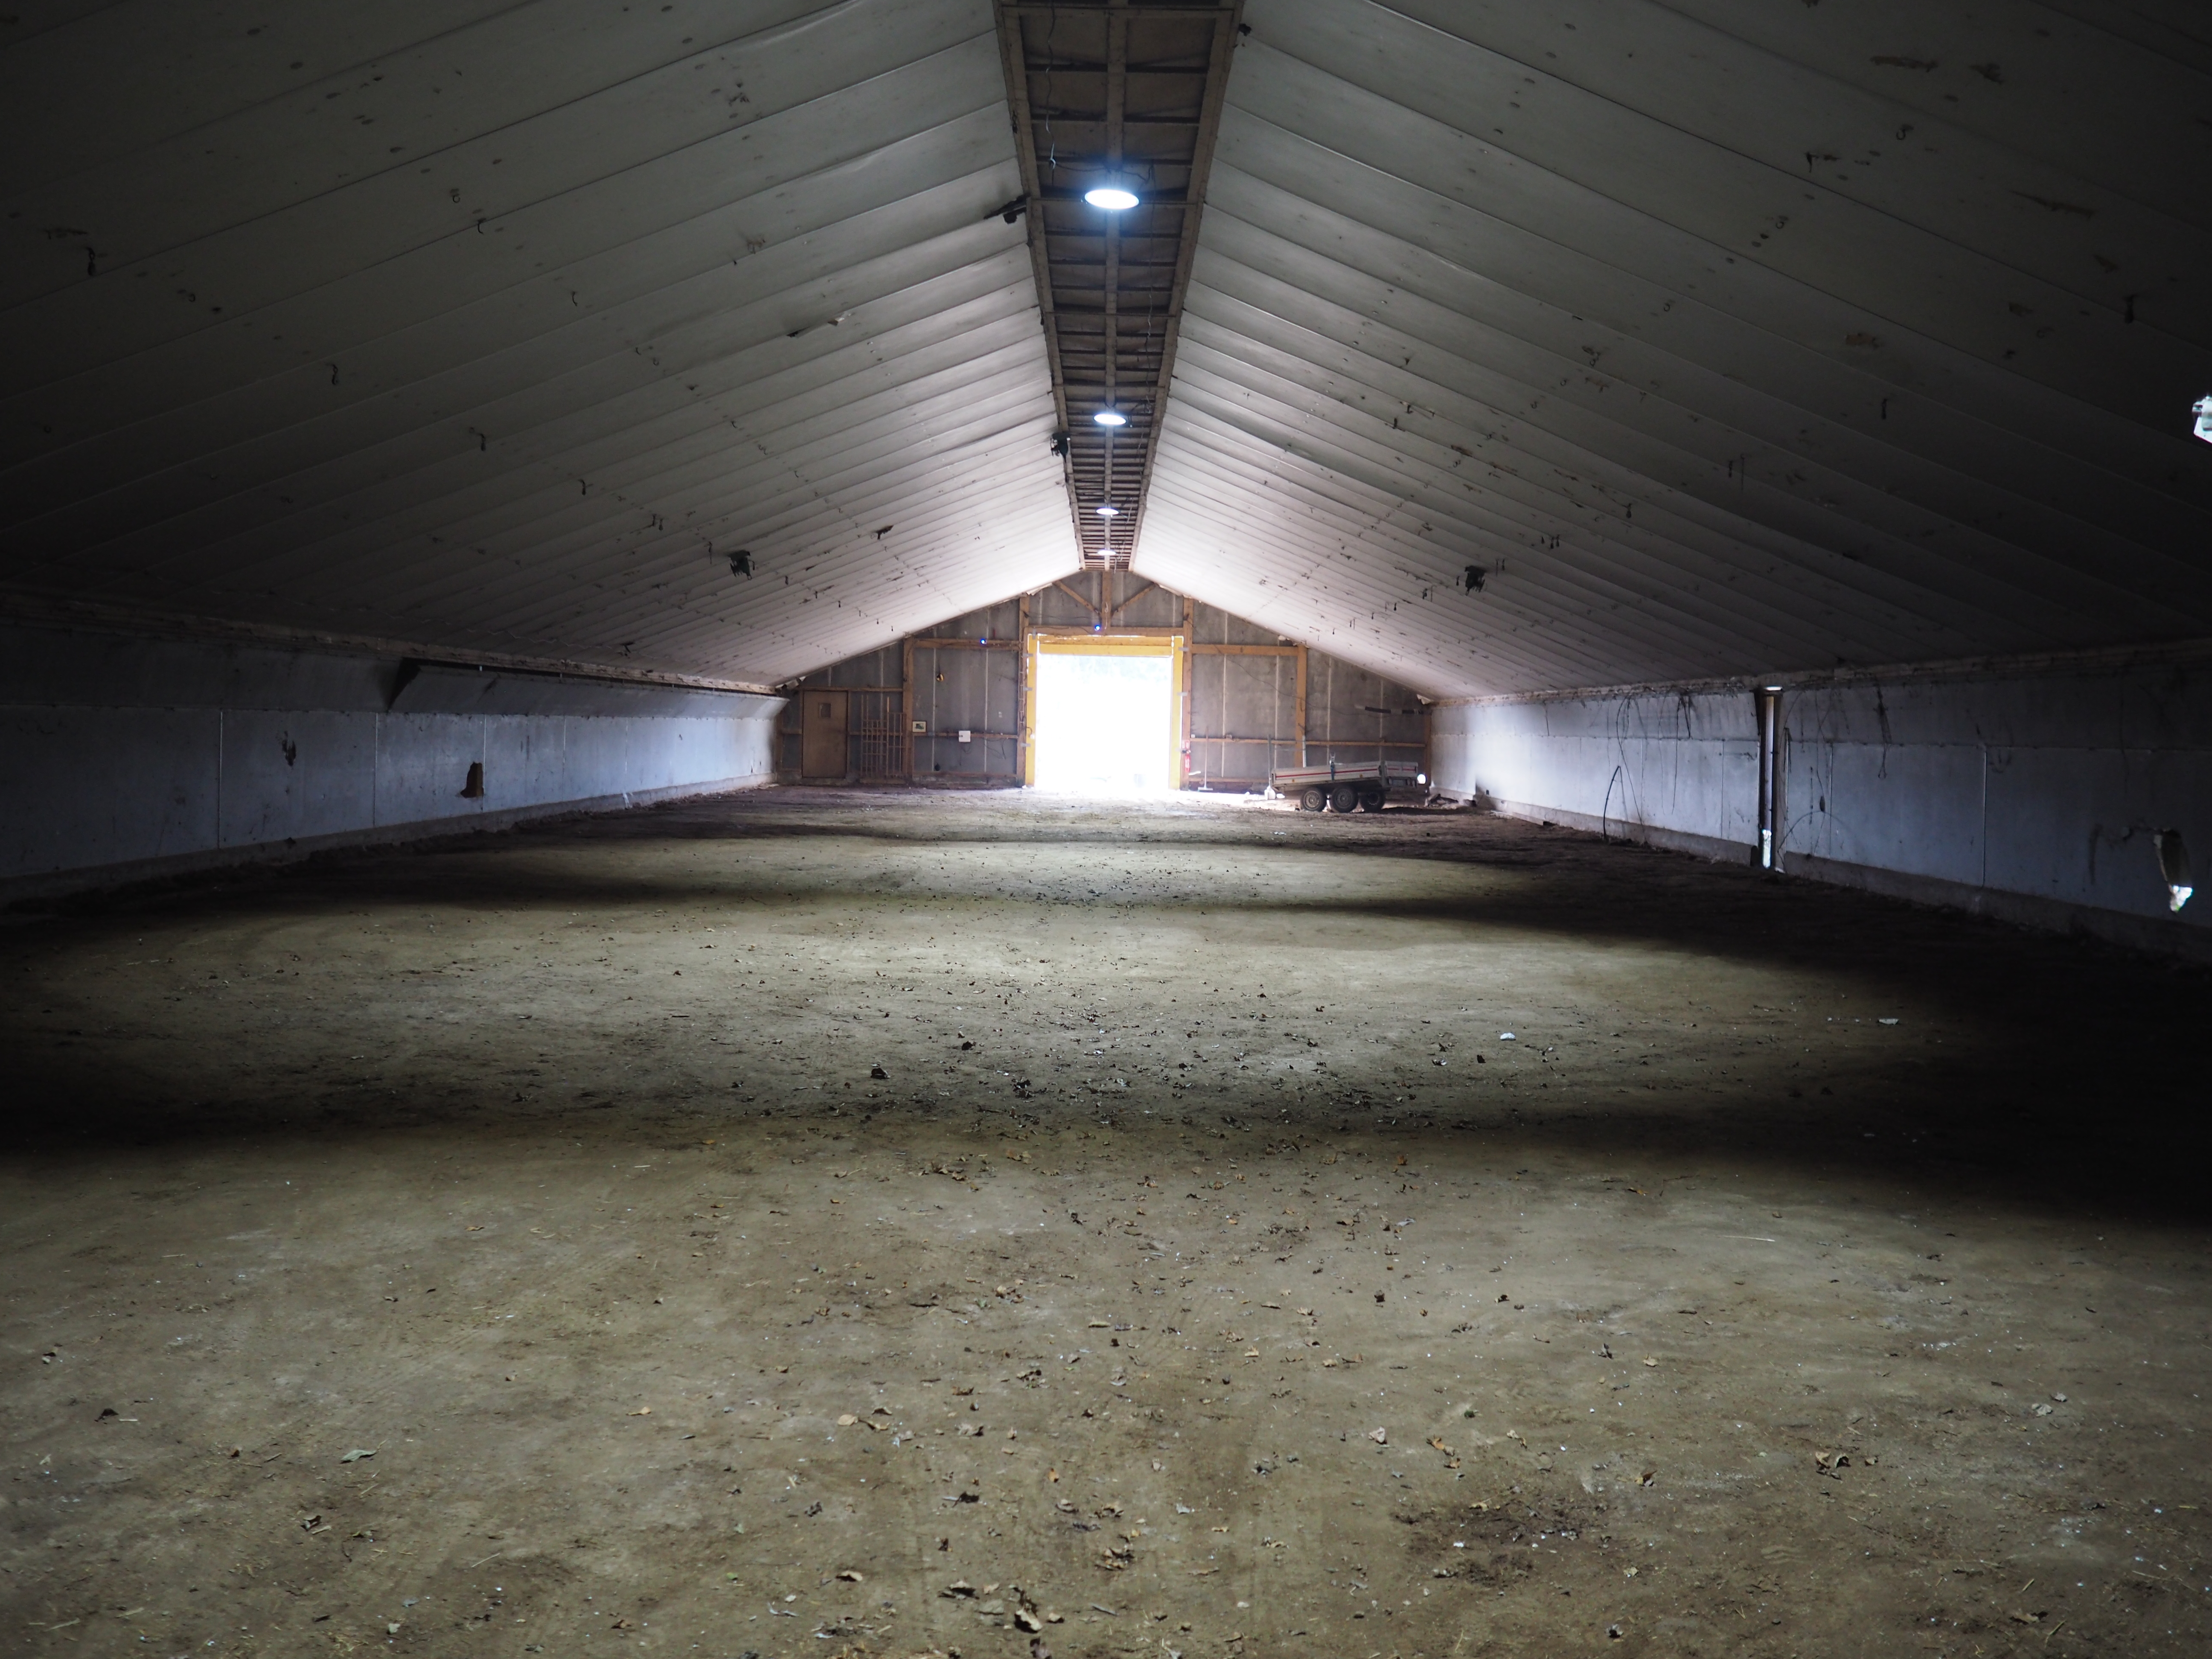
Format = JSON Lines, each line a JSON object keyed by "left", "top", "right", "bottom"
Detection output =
{"left": 3, "top": 4, "right": 2209, "bottom": 1657}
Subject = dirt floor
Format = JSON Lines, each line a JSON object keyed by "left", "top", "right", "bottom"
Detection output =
{"left": 3, "top": 786, "right": 2209, "bottom": 1659}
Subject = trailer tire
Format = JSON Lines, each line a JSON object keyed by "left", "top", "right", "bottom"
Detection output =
{"left": 1299, "top": 786, "right": 1327, "bottom": 812}
{"left": 1358, "top": 784, "right": 1385, "bottom": 812}
{"left": 1330, "top": 783, "right": 1359, "bottom": 814}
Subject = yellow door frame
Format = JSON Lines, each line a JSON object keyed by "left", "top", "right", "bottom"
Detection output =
{"left": 1023, "top": 630, "right": 1186, "bottom": 789}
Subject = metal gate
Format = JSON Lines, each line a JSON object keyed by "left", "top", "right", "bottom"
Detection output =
{"left": 852, "top": 691, "right": 909, "bottom": 780}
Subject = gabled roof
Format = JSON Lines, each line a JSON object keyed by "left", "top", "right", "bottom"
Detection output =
{"left": 1134, "top": 0, "right": 2212, "bottom": 697}
{"left": 1, "top": 0, "right": 1074, "bottom": 687}
{"left": 4, "top": 1, "right": 2208, "bottom": 701}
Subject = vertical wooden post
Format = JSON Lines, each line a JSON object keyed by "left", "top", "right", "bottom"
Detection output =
{"left": 1016, "top": 591, "right": 1031, "bottom": 786}
{"left": 1294, "top": 643, "right": 1309, "bottom": 769}
{"left": 1180, "top": 593, "right": 1194, "bottom": 790}
{"left": 900, "top": 634, "right": 915, "bottom": 781}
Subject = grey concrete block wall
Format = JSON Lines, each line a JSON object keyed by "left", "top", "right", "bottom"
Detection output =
{"left": 1430, "top": 651, "right": 2212, "bottom": 956}
{"left": 3, "top": 704, "right": 225, "bottom": 873}
{"left": 1429, "top": 691, "right": 1761, "bottom": 855}
{"left": 1781, "top": 665, "right": 2212, "bottom": 930}
{"left": 0, "top": 622, "right": 783, "bottom": 894}
{"left": 218, "top": 708, "right": 379, "bottom": 848}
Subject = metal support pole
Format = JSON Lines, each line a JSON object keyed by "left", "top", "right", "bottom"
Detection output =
{"left": 1756, "top": 687, "right": 1780, "bottom": 870}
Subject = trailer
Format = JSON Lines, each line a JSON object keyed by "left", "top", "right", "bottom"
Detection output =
{"left": 1269, "top": 758, "right": 1425, "bottom": 812}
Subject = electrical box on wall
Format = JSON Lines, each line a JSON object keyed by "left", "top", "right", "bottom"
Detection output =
{"left": 958, "top": 730, "right": 972, "bottom": 743}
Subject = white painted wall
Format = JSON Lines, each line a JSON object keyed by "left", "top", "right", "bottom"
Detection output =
{"left": 0, "top": 622, "right": 782, "bottom": 894}
{"left": 1429, "top": 689, "right": 1762, "bottom": 857}
{"left": 1430, "top": 650, "right": 2212, "bottom": 956}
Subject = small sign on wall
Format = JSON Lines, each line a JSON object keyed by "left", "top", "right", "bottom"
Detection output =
{"left": 911, "top": 719, "right": 926, "bottom": 733}
{"left": 958, "top": 730, "right": 972, "bottom": 743}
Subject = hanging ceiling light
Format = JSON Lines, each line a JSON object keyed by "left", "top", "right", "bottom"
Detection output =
{"left": 1085, "top": 175, "right": 1140, "bottom": 211}
{"left": 1094, "top": 504, "right": 1119, "bottom": 517}
{"left": 1092, "top": 408, "right": 1126, "bottom": 427}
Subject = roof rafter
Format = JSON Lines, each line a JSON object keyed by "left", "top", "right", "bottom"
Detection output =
{"left": 995, "top": 0, "right": 1244, "bottom": 568}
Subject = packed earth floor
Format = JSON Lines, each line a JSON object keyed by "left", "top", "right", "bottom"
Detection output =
{"left": 3, "top": 786, "right": 2208, "bottom": 1659}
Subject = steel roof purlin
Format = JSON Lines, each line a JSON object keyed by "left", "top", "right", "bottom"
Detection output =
{"left": 995, "top": 0, "right": 1245, "bottom": 569}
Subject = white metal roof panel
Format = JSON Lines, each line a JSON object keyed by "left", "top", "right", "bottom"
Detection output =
{"left": 1135, "top": 0, "right": 2212, "bottom": 697}
{"left": 0, "top": 0, "right": 1075, "bottom": 687}
{"left": 6, "top": 0, "right": 2210, "bottom": 701}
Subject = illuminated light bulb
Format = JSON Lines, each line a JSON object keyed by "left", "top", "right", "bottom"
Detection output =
{"left": 1093, "top": 409, "right": 1127, "bottom": 427}
{"left": 2158, "top": 828, "right": 2194, "bottom": 911}
{"left": 1095, "top": 504, "right": 1119, "bottom": 517}
{"left": 1085, "top": 179, "right": 1140, "bottom": 211}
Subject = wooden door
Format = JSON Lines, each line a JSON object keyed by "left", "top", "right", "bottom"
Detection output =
{"left": 801, "top": 690, "right": 849, "bottom": 780}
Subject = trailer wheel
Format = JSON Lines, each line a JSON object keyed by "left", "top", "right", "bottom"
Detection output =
{"left": 1299, "top": 785, "right": 1327, "bottom": 812}
{"left": 1358, "top": 784, "right": 1385, "bottom": 812}
{"left": 1330, "top": 783, "right": 1359, "bottom": 814}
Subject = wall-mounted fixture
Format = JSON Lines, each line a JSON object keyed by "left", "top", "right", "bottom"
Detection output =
{"left": 728, "top": 549, "right": 754, "bottom": 578}
{"left": 1050, "top": 429, "right": 1070, "bottom": 457}
{"left": 2194, "top": 396, "right": 2212, "bottom": 444}
{"left": 2157, "top": 827, "right": 2194, "bottom": 911}
{"left": 1463, "top": 564, "right": 1487, "bottom": 593}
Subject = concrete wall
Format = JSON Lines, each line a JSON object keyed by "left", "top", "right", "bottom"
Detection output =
{"left": 1430, "top": 689, "right": 1762, "bottom": 857}
{"left": 780, "top": 573, "right": 1428, "bottom": 788}
{"left": 1430, "top": 651, "right": 2212, "bottom": 958}
{"left": 0, "top": 621, "right": 783, "bottom": 896}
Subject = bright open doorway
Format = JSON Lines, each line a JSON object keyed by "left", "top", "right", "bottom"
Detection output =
{"left": 1028, "top": 637, "right": 1180, "bottom": 795}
